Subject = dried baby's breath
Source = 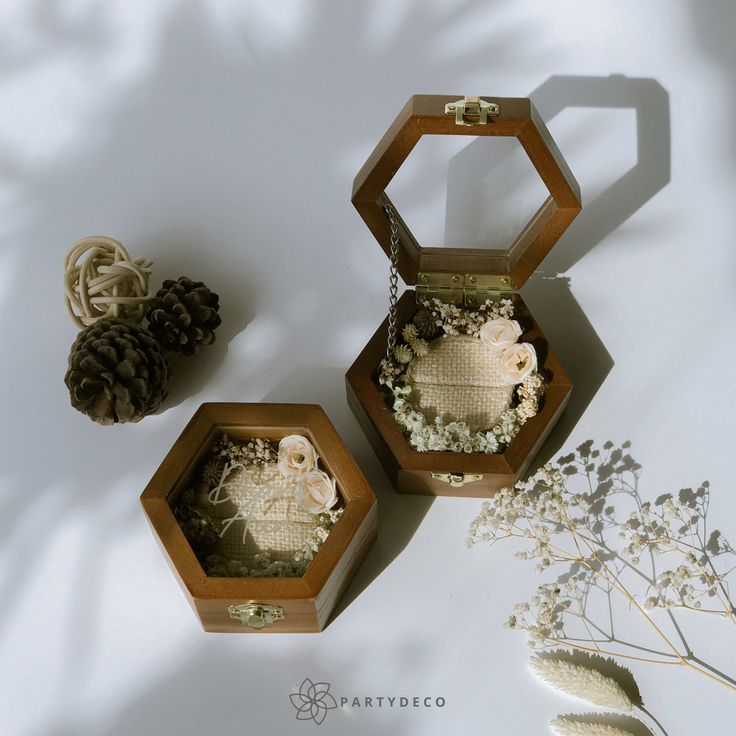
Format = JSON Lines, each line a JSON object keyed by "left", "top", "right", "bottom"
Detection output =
{"left": 215, "top": 434, "right": 277, "bottom": 465}
{"left": 469, "top": 440, "right": 736, "bottom": 693}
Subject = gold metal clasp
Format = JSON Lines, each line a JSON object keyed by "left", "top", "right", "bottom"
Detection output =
{"left": 444, "top": 96, "right": 500, "bottom": 126}
{"left": 431, "top": 472, "right": 484, "bottom": 488}
{"left": 416, "top": 272, "right": 513, "bottom": 306}
{"left": 228, "top": 603, "right": 285, "bottom": 629}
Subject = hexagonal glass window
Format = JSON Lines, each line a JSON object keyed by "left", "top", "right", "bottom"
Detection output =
{"left": 386, "top": 135, "right": 549, "bottom": 250}
{"left": 172, "top": 431, "right": 344, "bottom": 578}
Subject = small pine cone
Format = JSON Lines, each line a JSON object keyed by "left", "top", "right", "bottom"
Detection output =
{"left": 412, "top": 308, "right": 439, "bottom": 339}
{"left": 65, "top": 318, "right": 169, "bottom": 424}
{"left": 145, "top": 276, "right": 221, "bottom": 355}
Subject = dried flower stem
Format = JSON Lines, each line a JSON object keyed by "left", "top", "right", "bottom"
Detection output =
{"left": 468, "top": 441, "right": 736, "bottom": 693}
{"left": 565, "top": 513, "right": 736, "bottom": 691}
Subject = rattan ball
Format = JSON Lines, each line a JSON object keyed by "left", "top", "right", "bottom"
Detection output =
{"left": 64, "top": 236, "right": 153, "bottom": 327}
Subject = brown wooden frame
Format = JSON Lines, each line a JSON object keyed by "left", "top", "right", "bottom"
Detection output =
{"left": 348, "top": 95, "right": 579, "bottom": 496}
{"left": 352, "top": 95, "right": 581, "bottom": 288}
{"left": 141, "top": 403, "right": 377, "bottom": 633}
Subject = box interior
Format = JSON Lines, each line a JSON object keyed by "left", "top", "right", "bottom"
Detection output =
{"left": 376, "top": 296, "right": 545, "bottom": 447}
{"left": 168, "top": 427, "right": 344, "bottom": 579}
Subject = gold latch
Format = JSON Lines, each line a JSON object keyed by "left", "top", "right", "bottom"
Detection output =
{"left": 228, "top": 603, "right": 285, "bottom": 629}
{"left": 416, "top": 272, "right": 512, "bottom": 306}
{"left": 444, "top": 96, "right": 500, "bottom": 126}
{"left": 431, "top": 472, "right": 484, "bottom": 488}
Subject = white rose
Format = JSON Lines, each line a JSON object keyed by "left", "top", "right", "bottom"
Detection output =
{"left": 295, "top": 470, "right": 338, "bottom": 514}
{"left": 500, "top": 343, "right": 537, "bottom": 385}
{"left": 479, "top": 318, "right": 523, "bottom": 353}
{"left": 277, "top": 435, "right": 318, "bottom": 478}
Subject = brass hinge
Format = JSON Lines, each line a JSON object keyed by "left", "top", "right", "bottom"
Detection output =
{"left": 431, "top": 472, "right": 484, "bottom": 488}
{"left": 444, "top": 96, "right": 500, "bottom": 126}
{"left": 228, "top": 603, "right": 285, "bottom": 629}
{"left": 416, "top": 272, "right": 513, "bottom": 306}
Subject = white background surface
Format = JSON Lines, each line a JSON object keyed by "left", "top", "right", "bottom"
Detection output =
{"left": 0, "top": 1, "right": 735, "bottom": 734}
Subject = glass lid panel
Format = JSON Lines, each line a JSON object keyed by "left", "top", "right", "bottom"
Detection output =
{"left": 385, "top": 134, "right": 550, "bottom": 251}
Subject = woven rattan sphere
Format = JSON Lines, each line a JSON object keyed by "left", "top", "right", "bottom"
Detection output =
{"left": 64, "top": 236, "right": 153, "bottom": 327}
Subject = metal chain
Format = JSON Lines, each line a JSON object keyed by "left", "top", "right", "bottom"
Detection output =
{"left": 384, "top": 204, "right": 400, "bottom": 363}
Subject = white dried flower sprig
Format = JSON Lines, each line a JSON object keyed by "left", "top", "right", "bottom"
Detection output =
{"left": 423, "top": 297, "right": 514, "bottom": 336}
{"left": 618, "top": 484, "right": 736, "bottom": 622}
{"left": 388, "top": 373, "right": 543, "bottom": 454}
{"left": 201, "top": 436, "right": 278, "bottom": 498}
{"left": 530, "top": 655, "right": 637, "bottom": 710}
{"left": 469, "top": 441, "right": 736, "bottom": 693}
{"left": 393, "top": 344, "right": 413, "bottom": 364}
{"left": 216, "top": 435, "right": 278, "bottom": 466}
{"left": 401, "top": 324, "right": 430, "bottom": 357}
{"left": 551, "top": 714, "right": 654, "bottom": 736}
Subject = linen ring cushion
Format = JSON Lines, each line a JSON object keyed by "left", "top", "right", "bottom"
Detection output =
{"left": 407, "top": 334, "right": 514, "bottom": 432}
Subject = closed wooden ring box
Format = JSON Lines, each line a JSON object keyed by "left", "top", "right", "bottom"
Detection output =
{"left": 346, "top": 95, "right": 581, "bottom": 498}
{"left": 141, "top": 403, "right": 377, "bottom": 633}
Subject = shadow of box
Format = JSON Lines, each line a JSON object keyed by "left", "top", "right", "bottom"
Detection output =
{"left": 346, "top": 95, "right": 581, "bottom": 497}
{"left": 141, "top": 403, "right": 377, "bottom": 633}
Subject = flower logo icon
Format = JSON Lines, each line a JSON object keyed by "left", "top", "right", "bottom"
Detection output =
{"left": 290, "top": 678, "right": 337, "bottom": 724}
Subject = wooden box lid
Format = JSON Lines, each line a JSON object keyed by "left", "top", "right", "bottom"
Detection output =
{"left": 352, "top": 95, "right": 582, "bottom": 290}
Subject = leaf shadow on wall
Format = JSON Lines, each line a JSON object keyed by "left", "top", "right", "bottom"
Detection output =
{"left": 0, "top": 0, "right": 530, "bottom": 725}
{"left": 445, "top": 75, "right": 671, "bottom": 468}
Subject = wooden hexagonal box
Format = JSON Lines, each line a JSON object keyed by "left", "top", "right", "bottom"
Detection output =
{"left": 141, "top": 403, "right": 377, "bottom": 632}
{"left": 346, "top": 95, "right": 581, "bottom": 497}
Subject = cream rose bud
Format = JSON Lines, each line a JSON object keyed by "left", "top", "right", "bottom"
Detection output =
{"left": 277, "top": 435, "right": 318, "bottom": 477}
{"left": 479, "top": 318, "right": 522, "bottom": 353}
{"left": 296, "top": 470, "right": 338, "bottom": 514}
{"left": 500, "top": 343, "right": 538, "bottom": 385}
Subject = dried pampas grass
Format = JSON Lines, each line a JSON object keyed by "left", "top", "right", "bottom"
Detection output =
{"left": 551, "top": 713, "right": 655, "bottom": 736}
{"left": 530, "top": 653, "right": 640, "bottom": 710}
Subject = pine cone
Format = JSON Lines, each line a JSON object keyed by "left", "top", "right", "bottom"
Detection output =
{"left": 412, "top": 308, "right": 439, "bottom": 339}
{"left": 65, "top": 318, "right": 169, "bottom": 424}
{"left": 145, "top": 276, "right": 221, "bottom": 355}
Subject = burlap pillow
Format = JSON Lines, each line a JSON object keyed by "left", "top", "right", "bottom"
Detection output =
{"left": 207, "top": 463, "right": 318, "bottom": 565}
{"left": 407, "top": 334, "right": 513, "bottom": 432}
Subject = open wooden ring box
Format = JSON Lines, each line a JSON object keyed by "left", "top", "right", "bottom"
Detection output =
{"left": 346, "top": 95, "right": 582, "bottom": 497}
